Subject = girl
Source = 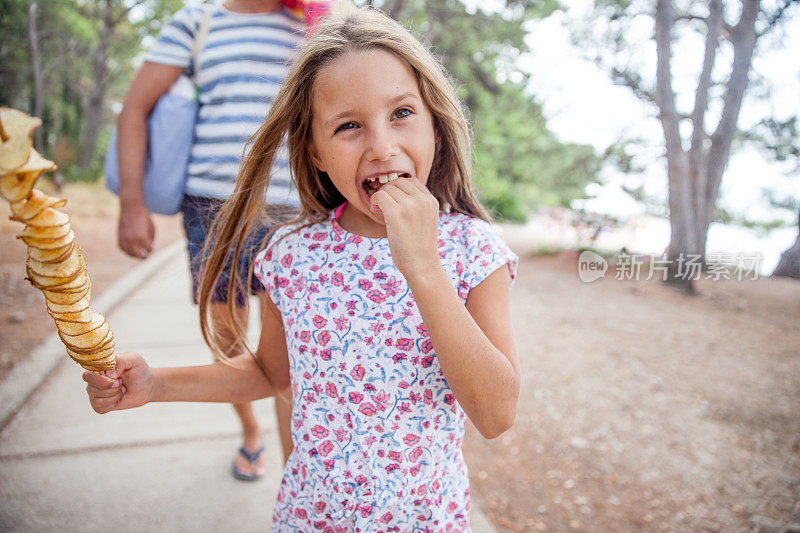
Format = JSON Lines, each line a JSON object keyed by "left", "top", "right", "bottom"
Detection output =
{"left": 85, "top": 6, "right": 520, "bottom": 531}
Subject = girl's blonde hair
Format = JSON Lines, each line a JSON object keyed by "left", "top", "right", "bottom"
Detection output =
{"left": 199, "top": 5, "right": 490, "bottom": 364}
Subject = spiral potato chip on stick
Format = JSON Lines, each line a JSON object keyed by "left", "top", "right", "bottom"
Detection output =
{"left": 1, "top": 107, "right": 115, "bottom": 372}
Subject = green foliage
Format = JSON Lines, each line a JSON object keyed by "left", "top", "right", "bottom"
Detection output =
{"left": 1, "top": 0, "right": 180, "bottom": 181}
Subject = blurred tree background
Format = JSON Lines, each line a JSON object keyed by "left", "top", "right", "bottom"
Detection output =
{"left": 0, "top": 0, "right": 603, "bottom": 222}
{"left": 0, "top": 0, "right": 182, "bottom": 182}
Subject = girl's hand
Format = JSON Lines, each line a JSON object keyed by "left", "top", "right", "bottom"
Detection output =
{"left": 370, "top": 177, "right": 441, "bottom": 280}
{"left": 82, "top": 352, "right": 154, "bottom": 413}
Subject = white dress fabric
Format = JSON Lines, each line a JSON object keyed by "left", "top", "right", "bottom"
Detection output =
{"left": 254, "top": 208, "right": 518, "bottom": 532}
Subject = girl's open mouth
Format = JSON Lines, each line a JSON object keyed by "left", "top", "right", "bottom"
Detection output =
{"left": 362, "top": 172, "right": 412, "bottom": 197}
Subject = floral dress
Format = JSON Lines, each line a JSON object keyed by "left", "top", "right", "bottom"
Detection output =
{"left": 254, "top": 206, "right": 518, "bottom": 532}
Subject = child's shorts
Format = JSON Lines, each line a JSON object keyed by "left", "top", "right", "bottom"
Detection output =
{"left": 180, "top": 195, "right": 298, "bottom": 307}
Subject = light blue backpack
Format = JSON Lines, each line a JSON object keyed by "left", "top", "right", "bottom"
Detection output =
{"left": 104, "top": 7, "right": 211, "bottom": 215}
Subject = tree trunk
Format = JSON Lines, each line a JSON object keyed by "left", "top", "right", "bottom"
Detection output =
{"left": 27, "top": 1, "right": 44, "bottom": 152}
{"left": 656, "top": 0, "right": 760, "bottom": 292}
{"left": 78, "top": 0, "right": 114, "bottom": 170}
{"left": 772, "top": 209, "right": 800, "bottom": 279}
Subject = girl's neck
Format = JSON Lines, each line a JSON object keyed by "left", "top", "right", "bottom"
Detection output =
{"left": 223, "top": 0, "right": 282, "bottom": 14}
{"left": 336, "top": 203, "right": 389, "bottom": 239}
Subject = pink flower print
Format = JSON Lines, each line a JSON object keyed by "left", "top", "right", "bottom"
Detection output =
{"left": 482, "top": 244, "right": 492, "bottom": 254}
{"left": 326, "top": 383, "right": 338, "bottom": 398}
{"left": 318, "top": 440, "right": 334, "bottom": 457}
{"left": 348, "top": 392, "right": 363, "bottom": 404}
{"left": 317, "top": 330, "right": 331, "bottom": 346}
{"left": 346, "top": 300, "right": 356, "bottom": 310}
{"left": 410, "top": 464, "right": 421, "bottom": 477}
{"left": 392, "top": 353, "right": 406, "bottom": 363}
{"left": 285, "top": 288, "right": 295, "bottom": 299}
{"left": 421, "top": 355, "right": 434, "bottom": 368}
{"left": 304, "top": 392, "right": 317, "bottom": 404}
{"left": 381, "top": 276, "right": 403, "bottom": 296}
{"left": 323, "top": 459, "right": 335, "bottom": 471}
{"left": 444, "top": 394, "right": 456, "bottom": 405}
{"left": 421, "top": 339, "right": 433, "bottom": 353}
{"left": 333, "top": 243, "right": 345, "bottom": 253}
{"left": 299, "top": 330, "right": 312, "bottom": 343}
{"left": 358, "top": 278, "right": 372, "bottom": 291}
{"left": 424, "top": 389, "right": 433, "bottom": 404}
{"left": 264, "top": 249, "right": 274, "bottom": 261}
{"left": 314, "top": 501, "right": 327, "bottom": 513}
{"left": 334, "top": 315, "right": 348, "bottom": 331}
{"left": 409, "top": 392, "right": 421, "bottom": 404}
{"left": 294, "top": 508, "right": 307, "bottom": 520}
{"left": 403, "top": 434, "right": 420, "bottom": 446}
{"left": 365, "top": 336, "right": 374, "bottom": 346}
{"left": 310, "top": 264, "right": 319, "bottom": 271}
{"left": 447, "top": 501, "right": 458, "bottom": 513}
{"left": 398, "top": 381, "right": 409, "bottom": 389}
{"left": 359, "top": 402, "right": 378, "bottom": 416}
{"left": 416, "top": 323, "right": 428, "bottom": 336}
{"left": 309, "top": 283, "right": 319, "bottom": 293}
{"left": 437, "top": 238, "right": 445, "bottom": 248}
{"left": 334, "top": 427, "right": 348, "bottom": 441}
{"left": 312, "top": 232, "right": 326, "bottom": 241}
{"left": 367, "top": 289, "right": 385, "bottom": 303}
{"left": 362, "top": 255, "right": 376, "bottom": 270}
{"left": 455, "top": 260, "right": 464, "bottom": 275}
{"left": 330, "top": 302, "right": 337, "bottom": 309}
{"left": 276, "top": 276, "right": 289, "bottom": 288}
{"left": 384, "top": 339, "right": 392, "bottom": 347}
{"left": 311, "top": 425, "right": 329, "bottom": 439}
{"left": 387, "top": 450, "right": 402, "bottom": 463}
{"left": 371, "top": 391, "right": 390, "bottom": 411}
{"left": 312, "top": 315, "right": 327, "bottom": 328}
{"left": 368, "top": 322, "right": 384, "bottom": 334}
{"left": 374, "top": 271, "right": 387, "bottom": 280}
{"left": 359, "top": 504, "right": 373, "bottom": 518}
{"left": 332, "top": 271, "right": 344, "bottom": 286}
{"left": 408, "top": 446, "right": 423, "bottom": 463}
{"left": 364, "top": 383, "right": 376, "bottom": 392}
{"left": 398, "top": 402, "right": 411, "bottom": 414}
{"left": 350, "top": 364, "right": 365, "bottom": 381}
{"left": 280, "top": 254, "right": 293, "bottom": 268}
{"left": 382, "top": 312, "right": 393, "bottom": 320}
{"left": 364, "top": 434, "right": 377, "bottom": 447}
{"left": 395, "top": 338, "right": 414, "bottom": 351}
{"left": 317, "top": 273, "right": 328, "bottom": 284}
{"left": 320, "top": 348, "right": 332, "bottom": 361}
{"left": 379, "top": 511, "right": 394, "bottom": 523}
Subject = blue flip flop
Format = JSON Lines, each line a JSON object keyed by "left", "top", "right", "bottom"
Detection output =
{"left": 231, "top": 446, "right": 265, "bottom": 481}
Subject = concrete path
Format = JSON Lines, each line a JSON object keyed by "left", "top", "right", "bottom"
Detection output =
{"left": 0, "top": 245, "right": 496, "bottom": 532}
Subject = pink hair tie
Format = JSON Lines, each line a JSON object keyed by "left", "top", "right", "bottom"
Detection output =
{"left": 282, "top": 0, "right": 336, "bottom": 37}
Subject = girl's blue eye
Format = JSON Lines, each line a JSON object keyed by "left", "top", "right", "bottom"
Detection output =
{"left": 393, "top": 107, "right": 412, "bottom": 119}
{"left": 335, "top": 122, "right": 358, "bottom": 133}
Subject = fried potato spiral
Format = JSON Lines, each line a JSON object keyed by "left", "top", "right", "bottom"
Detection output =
{"left": 1, "top": 107, "right": 115, "bottom": 372}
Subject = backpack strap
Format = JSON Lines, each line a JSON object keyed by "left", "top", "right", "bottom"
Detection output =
{"left": 191, "top": 6, "right": 213, "bottom": 82}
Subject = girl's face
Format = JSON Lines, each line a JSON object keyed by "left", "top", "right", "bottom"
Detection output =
{"left": 309, "top": 48, "right": 437, "bottom": 236}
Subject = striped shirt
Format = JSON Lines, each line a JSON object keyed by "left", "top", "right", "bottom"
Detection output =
{"left": 144, "top": 4, "right": 304, "bottom": 205}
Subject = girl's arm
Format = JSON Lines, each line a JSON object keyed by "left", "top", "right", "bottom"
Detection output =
{"left": 371, "top": 178, "right": 520, "bottom": 439}
{"left": 83, "top": 295, "right": 290, "bottom": 413}
{"left": 404, "top": 264, "right": 518, "bottom": 439}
